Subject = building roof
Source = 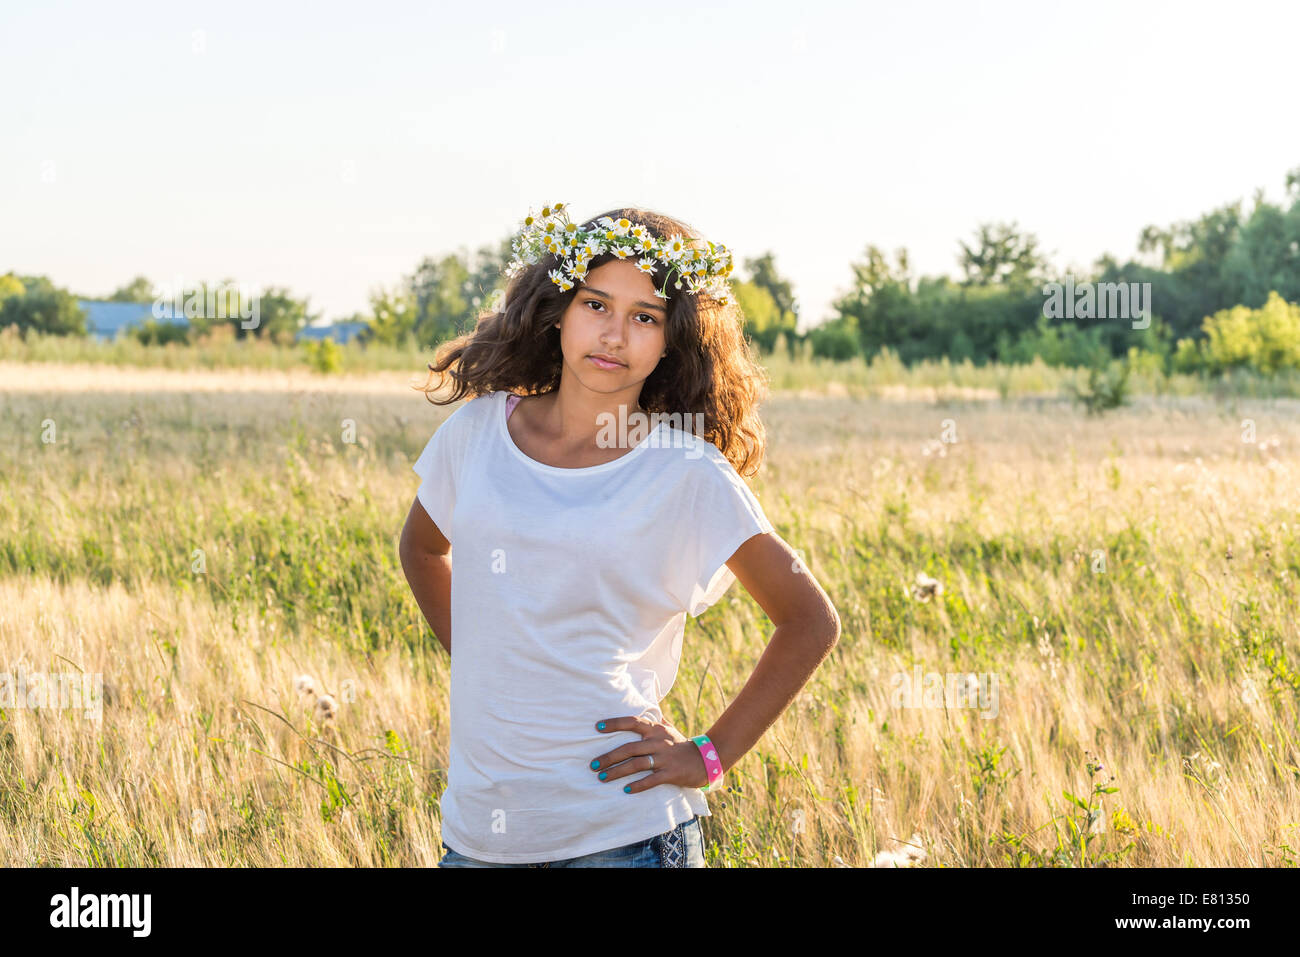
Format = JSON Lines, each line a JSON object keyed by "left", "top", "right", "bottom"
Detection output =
{"left": 78, "top": 299, "right": 189, "bottom": 340}
{"left": 295, "top": 321, "right": 367, "bottom": 343}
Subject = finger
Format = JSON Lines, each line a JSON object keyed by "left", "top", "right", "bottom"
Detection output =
{"left": 590, "top": 740, "right": 647, "bottom": 772}
{"left": 594, "top": 751, "right": 660, "bottom": 782}
{"left": 591, "top": 717, "right": 650, "bottom": 770}
{"left": 594, "top": 716, "right": 636, "bottom": 734}
{"left": 620, "top": 768, "right": 669, "bottom": 794}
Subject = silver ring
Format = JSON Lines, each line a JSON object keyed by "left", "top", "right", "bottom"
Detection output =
{"left": 647, "top": 754, "right": 655, "bottom": 768}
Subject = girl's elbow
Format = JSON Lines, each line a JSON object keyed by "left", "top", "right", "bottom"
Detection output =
{"left": 826, "top": 604, "right": 842, "bottom": 644}
{"left": 819, "top": 607, "right": 841, "bottom": 648}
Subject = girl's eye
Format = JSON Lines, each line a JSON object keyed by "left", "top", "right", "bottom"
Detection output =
{"left": 585, "top": 300, "right": 657, "bottom": 324}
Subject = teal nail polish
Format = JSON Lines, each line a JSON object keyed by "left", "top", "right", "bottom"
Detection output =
{"left": 590, "top": 760, "right": 600, "bottom": 770}
{"left": 597, "top": 722, "right": 605, "bottom": 730}
{"left": 623, "top": 785, "right": 631, "bottom": 793}
{"left": 599, "top": 772, "right": 607, "bottom": 781}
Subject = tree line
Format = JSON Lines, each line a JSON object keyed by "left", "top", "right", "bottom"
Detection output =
{"left": 4, "top": 165, "right": 1297, "bottom": 375}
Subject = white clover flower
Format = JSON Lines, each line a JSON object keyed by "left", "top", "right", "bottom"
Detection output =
{"left": 911, "top": 572, "right": 943, "bottom": 602}
{"left": 1240, "top": 676, "right": 1262, "bottom": 709}
{"left": 316, "top": 694, "right": 338, "bottom": 721}
{"left": 868, "top": 833, "right": 926, "bottom": 868}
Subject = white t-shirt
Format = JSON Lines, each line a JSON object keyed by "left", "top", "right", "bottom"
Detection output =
{"left": 411, "top": 389, "right": 774, "bottom": 863}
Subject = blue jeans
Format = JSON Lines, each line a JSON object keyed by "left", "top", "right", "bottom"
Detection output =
{"left": 437, "top": 815, "right": 706, "bottom": 868}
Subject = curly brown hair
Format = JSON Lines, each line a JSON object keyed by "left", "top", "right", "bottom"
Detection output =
{"left": 417, "top": 206, "right": 769, "bottom": 477}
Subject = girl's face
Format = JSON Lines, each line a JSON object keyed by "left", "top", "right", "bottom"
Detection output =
{"left": 555, "top": 258, "right": 668, "bottom": 398}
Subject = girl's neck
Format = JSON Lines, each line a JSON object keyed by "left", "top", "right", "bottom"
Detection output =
{"left": 534, "top": 385, "right": 646, "bottom": 448}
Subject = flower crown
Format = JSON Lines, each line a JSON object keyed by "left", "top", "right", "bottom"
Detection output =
{"left": 503, "top": 202, "right": 735, "bottom": 305}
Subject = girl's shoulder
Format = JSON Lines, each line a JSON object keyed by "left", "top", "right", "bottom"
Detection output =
{"left": 444, "top": 390, "right": 504, "bottom": 423}
{"left": 422, "top": 391, "right": 502, "bottom": 449}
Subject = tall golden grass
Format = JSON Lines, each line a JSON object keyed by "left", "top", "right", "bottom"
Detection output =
{"left": 2, "top": 365, "right": 1298, "bottom": 866}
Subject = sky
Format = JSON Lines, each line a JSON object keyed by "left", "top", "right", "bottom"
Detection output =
{"left": 4, "top": 0, "right": 1298, "bottom": 332}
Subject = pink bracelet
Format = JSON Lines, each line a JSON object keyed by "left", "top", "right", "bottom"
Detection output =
{"left": 692, "top": 735, "right": 724, "bottom": 791}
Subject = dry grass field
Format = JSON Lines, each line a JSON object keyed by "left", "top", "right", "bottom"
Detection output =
{"left": 2, "top": 362, "right": 1298, "bottom": 866}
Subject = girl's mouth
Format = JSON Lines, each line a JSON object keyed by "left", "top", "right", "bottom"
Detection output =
{"left": 588, "top": 356, "right": 625, "bottom": 370}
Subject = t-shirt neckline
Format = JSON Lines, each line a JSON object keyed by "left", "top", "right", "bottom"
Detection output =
{"left": 497, "top": 390, "right": 661, "bottom": 475}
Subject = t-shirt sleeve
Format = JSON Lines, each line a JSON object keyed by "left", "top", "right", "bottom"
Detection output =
{"left": 680, "top": 452, "right": 775, "bottom": 618}
{"left": 411, "top": 400, "right": 473, "bottom": 539}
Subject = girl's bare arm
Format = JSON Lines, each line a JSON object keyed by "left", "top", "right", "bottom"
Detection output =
{"left": 702, "top": 532, "right": 841, "bottom": 774}
{"left": 399, "top": 497, "right": 453, "bottom": 655}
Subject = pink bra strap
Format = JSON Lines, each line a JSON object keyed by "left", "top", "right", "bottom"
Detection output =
{"left": 505, "top": 394, "right": 521, "bottom": 420}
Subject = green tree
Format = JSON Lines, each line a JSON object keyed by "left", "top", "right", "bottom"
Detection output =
{"left": 807, "top": 317, "right": 859, "bottom": 359}
{"left": 251, "top": 286, "right": 319, "bottom": 344}
{"left": 1134, "top": 200, "right": 1242, "bottom": 338}
{"left": 833, "top": 245, "right": 917, "bottom": 358}
{"left": 364, "top": 281, "right": 418, "bottom": 346}
{"left": 958, "top": 222, "right": 1048, "bottom": 289}
{"left": 732, "top": 280, "right": 780, "bottom": 337}
{"left": 1221, "top": 190, "right": 1300, "bottom": 309}
{"left": 0, "top": 273, "right": 24, "bottom": 306}
{"left": 409, "top": 253, "right": 472, "bottom": 346}
{"left": 109, "top": 276, "right": 155, "bottom": 303}
{"left": 176, "top": 280, "right": 316, "bottom": 343}
{"left": 0, "top": 274, "right": 87, "bottom": 336}
{"left": 404, "top": 237, "right": 513, "bottom": 348}
{"left": 737, "top": 252, "right": 798, "bottom": 354}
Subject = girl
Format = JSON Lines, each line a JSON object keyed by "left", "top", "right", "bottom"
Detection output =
{"left": 399, "top": 203, "right": 841, "bottom": 868}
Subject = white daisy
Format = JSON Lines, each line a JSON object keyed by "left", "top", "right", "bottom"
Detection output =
{"left": 663, "top": 234, "right": 688, "bottom": 258}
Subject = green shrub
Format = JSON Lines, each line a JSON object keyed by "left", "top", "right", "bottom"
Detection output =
{"left": 303, "top": 338, "right": 343, "bottom": 373}
{"left": 131, "top": 319, "right": 190, "bottom": 346}
{"left": 1069, "top": 358, "right": 1131, "bottom": 414}
{"left": 1173, "top": 291, "right": 1300, "bottom": 375}
{"left": 808, "top": 321, "right": 859, "bottom": 360}
{"left": 1199, "top": 291, "right": 1300, "bottom": 375}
